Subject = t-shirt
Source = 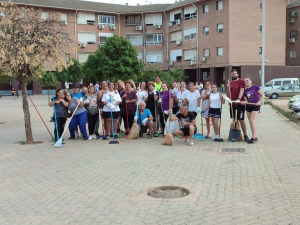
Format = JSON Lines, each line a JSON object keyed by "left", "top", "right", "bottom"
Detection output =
{"left": 134, "top": 109, "right": 152, "bottom": 125}
{"left": 230, "top": 79, "right": 245, "bottom": 105}
{"left": 101, "top": 91, "right": 121, "bottom": 112}
{"left": 175, "top": 89, "right": 189, "bottom": 107}
{"left": 146, "top": 92, "right": 156, "bottom": 111}
{"left": 120, "top": 91, "right": 137, "bottom": 115}
{"left": 185, "top": 90, "right": 200, "bottom": 112}
{"left": 154, "top": 82, "right": 162, "bottom": 93}
{"left": 158, "top": 90, "right": 173, "bottom": 112}
{"left": 177, "top": 112, "right": 196, "bottom": 128}
{"left": 244, "top": 85, "right": 261, "bottom": 107}
{"left": 71, "top": 91, "right": 84, "bottom": 99}
{"left": 52, "top": 97, "right": 67, "bottom": 118}
{"left": 137, "top": 90, "right": 146, "bottom": 106}
{"left": 68, "top": 97, "right": 86, "bottom": 116}
{"left": 83, "top": 94, "right": 98, "bottom": 115}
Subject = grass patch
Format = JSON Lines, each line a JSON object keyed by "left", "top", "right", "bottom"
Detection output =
{"left": 265, "top": 101, "right": 299, "bottom": 124}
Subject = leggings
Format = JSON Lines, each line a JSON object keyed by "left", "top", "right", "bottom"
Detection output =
{"left": 160, "top": 112, "right": 169, "bottom": 133}
{"left": 54, "top": 117, "right": 66, "bottom": 141}
{"left": 87, "top": 113, "right": 98, "bottom": 136}
{"left": 69, "top": 111, "right": 88, "bottom": 139}
{"left": 122, "top": 115, "right": 134, "bottom": 131}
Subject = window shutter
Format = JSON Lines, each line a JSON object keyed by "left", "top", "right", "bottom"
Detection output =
{"left": 138, "top": 53, "right": 143, "bottom": 61}
{"left": 87, "top": 33, "right": 96, "bottom": 43}
{"left": 170, "top": 9, "right": 181, "bottom": 21}
{"left": 153, "top": 14, "right": 162, "bottom": 25}
{"left": 218, "top": 47, "right": 223, "bottom": 56}
{"left": 191, "top": 49, "right": 197, "bottom": 59}
{"left": 61, "top": 13, "right": 68, "bottom": 21}
{"left": 217, "top": 1, "right": 223, "bottom": 10}
{"left": 41, "top": 12, "right": 49, "bottom": 20}
{"left": 145, "top": 14, "right": 154, "bottom": 25}
{"left": 86, "top": 13, "right": 95, "bottom": 21}
{"left": 78, "top": 33, "right": 87, "bottom": 43}
{"left": 184, "top": 49, "right": 190, "bottom": 60}
{"left": 78, "top": 53, "right": 88, "bottom": 63}
{"left": 176, "top": 30, "right": 182, "bottom": 40}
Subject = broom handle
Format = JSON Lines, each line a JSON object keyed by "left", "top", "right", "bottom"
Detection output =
{"left": 61, "top": 100, "right": 80, "bottom": 137}
{"left": 135, "top": 84, "right": 141, "bottom": 122}
{"left": 125, "top": 90, "right": 129, "bottom": 133}
{"left": 99, "top": 99, "right": 105, "bottom": 135}
{"left": 169, "top": 88, "right": 171, "bottom": 131}
{"left": 228, "top": 80, "right": 234, "bottom": 120}
{"left": 53, "top": 95, "right": 59, "bottom": 140}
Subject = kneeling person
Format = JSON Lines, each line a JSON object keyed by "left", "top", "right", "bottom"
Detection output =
{"left": 168, "top": 105, "right": 197, "bottom": 146}
{"left": 134, "top": 102, "right": 154, "bottom": 139}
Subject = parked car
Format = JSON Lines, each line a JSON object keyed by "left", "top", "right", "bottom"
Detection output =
{"left": 264, "top": 78, "right": 299, "bottom": 92}
{"left": 292, "top": 100, "right": 300, "bottom": 117}
{"left": 265, "top": 84, "right": 300, "bottom": 99}
{"left": 288, "top": 95, "right": 300, "bottom": 110}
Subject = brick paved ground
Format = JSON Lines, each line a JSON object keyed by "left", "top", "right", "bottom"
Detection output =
{"left": 0, "top": 96, "right": 299, "bottom": 225}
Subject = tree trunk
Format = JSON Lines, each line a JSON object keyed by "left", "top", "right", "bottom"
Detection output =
{"left": 20, "top": 74, "right": 34, "bottom": 144}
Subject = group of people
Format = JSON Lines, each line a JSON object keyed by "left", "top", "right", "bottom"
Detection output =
{"left": 49, "top": 69, "right": 264, "bottom": 145}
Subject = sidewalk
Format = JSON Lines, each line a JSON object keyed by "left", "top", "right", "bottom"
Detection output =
{"left": 0, "top": 96, "right": 299, "bottom": 224}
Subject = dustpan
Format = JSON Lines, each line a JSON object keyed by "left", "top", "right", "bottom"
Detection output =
{"left": 194, "top": 111, "right": 205, "bottom": 141}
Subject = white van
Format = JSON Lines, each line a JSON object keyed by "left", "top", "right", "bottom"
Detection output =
{"left": 264, "top": 78, "right": 299, "bottom": 92}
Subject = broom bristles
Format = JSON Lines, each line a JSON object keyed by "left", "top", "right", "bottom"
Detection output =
{"left": 127, "top": 123, "right": 139, "bottom": 140}
{"left": 236, "top": 122, "right": 244, "bottom": 141}
{"left": 162, "top": 131, "right": 173, "bottom": 146}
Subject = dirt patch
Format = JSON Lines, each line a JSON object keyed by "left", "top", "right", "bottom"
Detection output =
{"left": 16, "top": 141, "right": 44, "bottom": 145}
{"left": 147, "top": 186, "right": 189, "bottom": 199}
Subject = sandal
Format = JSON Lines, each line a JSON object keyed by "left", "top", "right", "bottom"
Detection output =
{"left": 188, "top": 141, "right": 194, "bottom": 146}
{"left": 148, "top": 133, "right": 153, "bottom": 139}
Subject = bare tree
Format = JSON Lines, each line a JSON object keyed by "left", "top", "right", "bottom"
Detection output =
{"left": 0, "top": 1, "right": 77, "bottom": 144}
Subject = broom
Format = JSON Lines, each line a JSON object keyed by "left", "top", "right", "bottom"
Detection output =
{"left": 127, "top": 84, "right": 140, "bottom": 140}
{"left": 228, "top": 79, "right": 236, "bottom": 141}
{"left": 162, "top": 88, "right": 173, "bottom": 146}
{"left": 123, "top": 89, "right": 130, "bottom": 138}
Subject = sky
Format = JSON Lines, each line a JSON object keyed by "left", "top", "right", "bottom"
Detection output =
{"left": 83, "top": 0, "right": 175, "bottom": 5}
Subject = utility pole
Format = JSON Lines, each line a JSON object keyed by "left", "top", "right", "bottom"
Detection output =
{"left": 261, "top": 0, "right": 265, "bottom": 104}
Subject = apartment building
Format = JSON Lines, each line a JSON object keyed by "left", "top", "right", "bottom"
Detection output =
{"left": 1, "top": 0, "right": 299, "bottom": 95}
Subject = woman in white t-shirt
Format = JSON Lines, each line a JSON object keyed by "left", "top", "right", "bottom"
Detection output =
{"left": 101, "top": 81, "right": 121, "bottom": 137}
{"left": 184, "top": 82, "right": 201, "bottom": 118}
{"left": 137, "top": 81, "right": 147, "bottom": 106}
{"left": 175, "top": 81, "right": 189, "bottom": 109}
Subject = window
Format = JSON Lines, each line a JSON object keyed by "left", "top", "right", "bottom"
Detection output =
{"left": 184, "top": 49, "right": 197, "bottom": 61}
{"left": 146, "top": 34, "right": 162, "bottom": 45}
{"left": 78, "top": 32, "right": 96, "bottom": 44}
{"left": 64, "top": 54, "right": 70, "bottom": 62}
{"left": 259, "top": 2, "right": 263, "bottom": 10}
{"left": 259, "top": 47, "right": 262, "bottom": 54}
{"left": 203, "top": 4, "right": 209, "bottom": 14}
{"left": 78, "top": 12, "right": 95, "bottom": 25}
{"left": 283, "top": 80, "right": 291, "bottom": 85}
{"left": 170, "top": 9, "right": 181, "bottom": 22}
{"left": 170, "top": 30, "right": 182, "bottom": 42}
{"left": 203, "top": 72, "right": 209, "bottom": 81}
{"left": 295, "top": 84, "right": 300, "bottom": 89}
{"left": 184, "top": 6, "right": 197, "bottom": 20}
{"left": 290, "top": 30, "right": 297, "bottom": 38}
{"left": 217, "top": 47, "right": 223, "bottom": 56}
{"left": 290, "top": 50, "right": 297, "bottom": 58}
{"left": 217, "top": 1, "right": 223, "bottom": 10}
{"left": 78, "top": 53, "right": 92, "bottom": 63}
{"left": 146, "top": 52, "right": 163, "bottom": 63}
{"left": 184, "top": 27, "right": 196, "bottom": 40}
{"left": 265, "top": 81, "right": 273, "bottom": 87}
{"left": 274, "top": 81, "right": 282, "bottom": 86}
{"left": 170, "top": 49, "right": 182, "bottom": 62}
{"left": 137, "top": 53, "right": 143, "bottom": 61}
{"left": 126, "top": 15, "right": 141, "bottom": 26}
{"left": 126, "top": 34, "right": 143, "bottom": 45}
{"left": 145, "top": 14, "right": 162, "bottom": 26}
{"left": 283, "top": 84, "right": 292, "bottom": 90}
{"left": 99, "top": 33, "right": 113, "bottom": 46}
{"left": 98, "top": 14, "right": 115, "bottom": 25}
{"left": 61, "top": 33, "right": 69, "bottom": 41}
{"left": 203, "top": 49, "right": 210, "bottom": 58}
{"left": 203, "top": 27, "right": 209, "bottom": 36}
{"left": 41, "top": 12, "right": 49, "bottom": 20}
{"left": 217, "top": 24, "right": 223, "bottom": 33}
{"left": 61, "top": 13, "right": 68, "bottom": 21}
{"left": 259, "top": 25, "right": 262, "bottom": 32}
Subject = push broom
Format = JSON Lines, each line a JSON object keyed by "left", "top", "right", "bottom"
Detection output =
{"left": 53, "top": 95, "right": 60, "bottom": 144}
{"left": 123, "top": 89, "right": 130, "bottom": 138}
{"left": 162, "top": 88, "right": 173, "bottom": 146}
{"left": 127, "top": 84, "right": 140, "bottom": 140}
{"left": 109, "top": 96, "right": 119, "bottom": 144}
{"left": 97, "top": 100, "right": 108, "bottom": 140}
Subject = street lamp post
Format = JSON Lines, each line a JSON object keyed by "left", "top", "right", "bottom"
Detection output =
{"left": 261, "top": 0, "right": 265, "bottom": 104}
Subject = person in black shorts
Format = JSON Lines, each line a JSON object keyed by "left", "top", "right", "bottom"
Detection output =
{"left": 168, "top": 104, "right": 197, "bottom": 146}
{"left": 145, "top": 81, "right": 159, "bottom": 137}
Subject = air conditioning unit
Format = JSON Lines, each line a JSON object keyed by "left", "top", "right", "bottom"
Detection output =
{"left": 61, "top": 20, "right": 67, "bottom": 25}
{"left": 99, "top": 24, "right": 105, "bottom": 29}
{"left": 290, "top": 18, "right": 295, "bottom": 23}
{"left": 110, "top": 25, "right": 116, "bottom": 30}
{"left": 136, "top": 26, "right": 142, "bottom": 31}
{"left": 201, "top": 57, "right": 206, "bottom": 62}
{"left": 176, "top": 19, "right": 181, "bottom": 25}
{"left": 154, "top": 24, "right": 161, "bottom": 29}
{"left": 189, "top": 61, "right": 196, "bottom": 65}
{"left": 168, "top": 22, "right": 173, "bottom": 27}
{"left": 176, "top": 40, "right": 181, "bottom": 45}
{"left": 80, "top": 43, "right": 86, "bottom": 48}
{"left": 169, "top": 61, "right": 174, "bottom": 66}
{"left": 289, "top": 38, "right": 296, "bottom": 43}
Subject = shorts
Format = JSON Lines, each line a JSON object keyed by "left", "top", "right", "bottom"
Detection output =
{"left": 230, "top": 105, "right": 245, "bottom": 120}
{"left": 138, "top": 121, "right": 149, "bottom": 131}
{"left": 180, "top": 127, "right": 197, "bottom": 136}
{"left": 208, "top": 108, "right": 221, "bottom": 118}
{"left": 103, "top": 111, "right": 120, "bottom": 119}
{"left": 246, "top": 106, "right": 261, "bottom": 113}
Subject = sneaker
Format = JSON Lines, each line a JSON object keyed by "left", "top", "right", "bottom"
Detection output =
{"left": 154, "top": 132, "right": 159, "bottom": 137}
{"left": 211, "top": 135, "right": 219, "bottom": 140}
{"left": 188, "top": 141, "right": 194, "bottom": 146}
{"left": 244, "top": 135, "right": 250, "bottom": 142}
{"left": 75, "top": 132, "right": 79, "bottom": 138}
{"left": 95, "top": 132, "right": 100, "bottom": 137}
{"left": 92, "top": 134, "right": 97, "bottom": 139}
{"left": 68, "top": 137, "right": 75, "bottom": 140}
{"left": 248, "top": 138, "right": 258, "bottom": 144}
{"left": 184, "top": 138, "right": 190, "bottom": 143}
{"left": 88, "top": 135, "right": 93, "bottom": 140}
{"left": 117, "top": 129, "right": 121, "bottom": 133}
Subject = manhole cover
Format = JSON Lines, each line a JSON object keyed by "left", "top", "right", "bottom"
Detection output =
{"left": 222, "top": 148, "right": 246, "bottom": 153}
{"left": 0, "top": 122, "right": 5, "bottom": 124}
{"left": 147, "top": 186, "right": 189, "bottom": 199}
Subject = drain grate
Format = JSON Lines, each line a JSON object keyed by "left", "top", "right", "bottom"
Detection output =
{"left": 222, "top": 148, "right": 246, "bottom": 153}
{"left": 147, "top": 186, "right": 189, "bottom": 199}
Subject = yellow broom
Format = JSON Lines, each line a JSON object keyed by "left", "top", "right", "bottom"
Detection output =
{"left": 162, "top": 88, "right": 173, "bottom": 146}
{"left": 127, "top": 83, "right": 140, "bottom": 140}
